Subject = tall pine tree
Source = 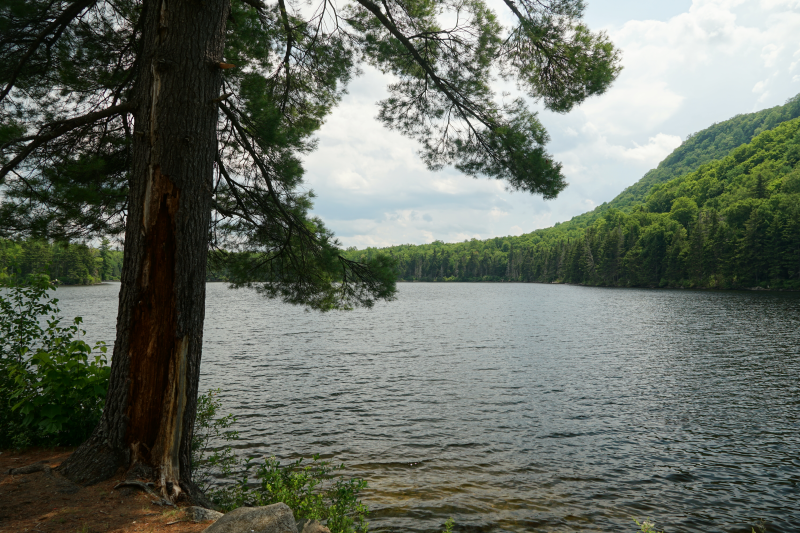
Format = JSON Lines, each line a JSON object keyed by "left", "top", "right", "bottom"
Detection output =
{"left": 1, "top": 0, "right": 620, "bottom": 499}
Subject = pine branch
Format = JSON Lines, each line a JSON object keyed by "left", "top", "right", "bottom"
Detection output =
{"left": 0, "top": 0, "right": 99, "bottom": 103}
{"left": 0, "top": 101, "right": 135, "bottom": 182}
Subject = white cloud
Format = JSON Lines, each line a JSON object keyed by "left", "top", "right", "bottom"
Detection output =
{"left": 760, "top": 0, "right": 800, "bottom": 7}
{"left": 332, "top": 169, "right": 370, "bottom": 190}
{"left": 610, "top": 134, "right": 684, "bottom": 163}
{"left": 761, "top": 44, "right": 784, "bottom": 67}
{"left": 489, "top": 206, "right": 509, "bottom": 220}
{"left": 302, "top": 0, "right": 800, "bottom": 248}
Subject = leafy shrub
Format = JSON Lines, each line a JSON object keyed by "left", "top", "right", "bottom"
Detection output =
{"left": 191, "top": 388, "right": 240, "bottom": 492}
{"left": 0, "top": 277, "right": 110, "bottom": 448}
{"left": 633, "top": 518, "right": 663, "bottom": 533}
{"left": 442, "top": 517, "right": 454, "bottom": 533}
{"left": 191, "top": 390, "right": 369, "bottom": 533}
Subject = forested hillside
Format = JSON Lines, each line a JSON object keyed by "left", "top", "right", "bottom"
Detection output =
{"left": 552, "top": 93, "right": 800, "bottom": 230}
{"left": 345, "top": 104, "right": 800, "bottom": 290}
{"left": 0, "top": 239, "right": 123, "bottom": 285}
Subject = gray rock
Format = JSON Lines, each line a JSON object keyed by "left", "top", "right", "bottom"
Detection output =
{"left": 203, "top": 503, "right": 297, "bottom": 533}
{"left": 187, "top": 506, "right": 224, "bottom": 522}
{"left": 297, "top": 519, "right": 331, "bottom": 533}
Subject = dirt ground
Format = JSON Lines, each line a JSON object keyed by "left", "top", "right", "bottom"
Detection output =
{"left": 0, "top": 448, "right": 211, "bottom": 533}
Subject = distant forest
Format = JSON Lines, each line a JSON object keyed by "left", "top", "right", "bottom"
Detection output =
{"left": 3, "top": 95, "right": 800, "bottom": 290}
{"left": 0, "top": 239, "right": 123, "bottom": 285}
{"left": 344, "top": 94, "right": 800, "bottom": 290}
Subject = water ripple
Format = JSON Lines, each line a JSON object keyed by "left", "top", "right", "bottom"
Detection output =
{"left": 55, "top": 283, "right": 800, "bottom": 533}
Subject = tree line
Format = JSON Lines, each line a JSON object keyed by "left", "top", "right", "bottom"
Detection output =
{"left": 0, "top": 238, "right": 123, "bottom": 285}
{"left": 345, "top": 114, "right": 800, "bottom": 290}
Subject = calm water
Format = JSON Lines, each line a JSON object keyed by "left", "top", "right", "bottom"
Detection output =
{"left": 54, "top": 283, "right": 800, "bottom": 533}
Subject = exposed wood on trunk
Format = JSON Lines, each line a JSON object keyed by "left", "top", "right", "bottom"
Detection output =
{"left": 58, "top": 0, "right": 231, "bottom": 501}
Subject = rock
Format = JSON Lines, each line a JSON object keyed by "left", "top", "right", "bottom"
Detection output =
{"left": 296, "top": 519, "right": 331, "bottom": 533}
{"left": 203, "top": 503, "right": 297, "bottom": 533}
{"left": 187, "top": 506, "right": 224, "bottom": 522}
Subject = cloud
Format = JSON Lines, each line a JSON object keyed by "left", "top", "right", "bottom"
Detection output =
{"left": 609, "top": 134, "right": 684, "bottom": 163}
{"left": 752, "top": 80, "right": 768, "bottom": 93}
{"left": 331, "top": 169, "right": 370, "bottom": 190}
{"left": 302, "top": 0, "right": 800, "bottom": 248}
{"left": 761, "top": 44, "right": 784, "bottom": 67}
{"left": 760, "top": 0, "right": 800, "bottom": 7}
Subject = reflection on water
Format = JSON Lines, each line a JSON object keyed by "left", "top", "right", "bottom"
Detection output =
{"left": 55, "top": 283, "right": 800, "bottom": 533}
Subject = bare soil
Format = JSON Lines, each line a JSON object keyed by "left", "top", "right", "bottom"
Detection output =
{"left": 0, "top": 448, "right": 210, "bottom": 533}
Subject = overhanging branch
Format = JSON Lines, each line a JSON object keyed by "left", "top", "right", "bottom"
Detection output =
{"left": 0, "top": 0, "right": 99, "bottom": 103}
{"left": 0, "top": 101, "right": 135, "bottom": 182}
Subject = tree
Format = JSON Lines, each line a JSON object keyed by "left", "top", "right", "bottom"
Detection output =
{"left": 99, "top": 237, "right": 112, "bottom": 280}
{"left": 0, "top": 0, "right": 620, "bottom": 501}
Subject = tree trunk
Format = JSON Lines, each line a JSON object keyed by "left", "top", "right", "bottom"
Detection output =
{"left": 59, "top": 0, "right": 230, "bottom": 501}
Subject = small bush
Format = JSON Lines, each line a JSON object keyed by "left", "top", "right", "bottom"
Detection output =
{"left": 442, "top": 517, "right": 454, "bottom": 533}
{"left": 0, "top": 277, "right": 109, "bottom": 448}
{"left": 191, "top": 388, "right": 239, "bottom": 493}
{"left": 633, "top": 518, "right": 663, "bottom": 533}
{"left": 192, "top": 391, "right": 369, "bottom": 533}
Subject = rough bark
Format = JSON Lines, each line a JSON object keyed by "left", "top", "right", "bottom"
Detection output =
{"left": 58, "top": 0, "right": 231, "bottom": 501}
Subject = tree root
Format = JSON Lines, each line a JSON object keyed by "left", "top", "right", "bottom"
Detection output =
{"left": 113, "top": 480, "right": 175, "bottom": 507}
{"left": 6, "top": 461, "right": 53, "bottom": 476}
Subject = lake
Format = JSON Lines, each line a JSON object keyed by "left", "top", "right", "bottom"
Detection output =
{"left": 53, "top": 282, "right": 800, "bottom": 533}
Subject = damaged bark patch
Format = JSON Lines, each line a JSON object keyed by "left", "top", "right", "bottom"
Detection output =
{"left": 151, "top": 334, "right": 189, "bottom": 500}
{"left": 126, "top": 166, "right": 182, "bottom": 481}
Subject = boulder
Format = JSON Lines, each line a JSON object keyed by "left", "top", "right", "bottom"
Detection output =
{"left": 297, "top": 519, "right": 331, "bottom": 533}
{"left": 187, "top": 506, "right": 224, "bottom": 522}
{"left": 203, "top": 503, "right": 297, "bottom": 533}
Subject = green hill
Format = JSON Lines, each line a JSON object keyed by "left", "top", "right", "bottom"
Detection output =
{"left": 345, "top": 94, "right": 800, "bottom": 290}
{"left": 556, "top": 93, "right": 800, "bottom": 231}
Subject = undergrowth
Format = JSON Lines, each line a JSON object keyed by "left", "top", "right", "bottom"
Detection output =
{"left": 0, "top": 277, "right": 109, "bottom": 448}
{"left": 192, "top": 389, "right": 369, "bottom": 533}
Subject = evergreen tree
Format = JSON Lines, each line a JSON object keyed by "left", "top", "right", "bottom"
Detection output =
{"left": 99, "top": 237, "right": 112, "bottom": 281}
{"left": 1, "top": 0, "right": 620, "bottom": 498}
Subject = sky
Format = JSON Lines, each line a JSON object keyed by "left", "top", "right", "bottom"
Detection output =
{"left": 302, "top": 0, "right": 800, "bottom": 249}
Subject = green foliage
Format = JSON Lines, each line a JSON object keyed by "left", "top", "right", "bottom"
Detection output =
{"left": 608, "top": 92, "right": 800, "bottom": 213}
{"left": 533, "top": 91, "right": 800, "bottom": 231}
{"left": 2, "top": 0, "right": 620, "bottom": 309}
{"left": 0, "top": 277, "right": 110, "bottom": 448}
{"left": 191, "top": 389, "right": 240, "bottom": 493}
{"left": 191, "top": 390, "right": 369, "bottom": 533}
{"left": 345, "top": 111, "right": 800, "bottom": 291}
{"left": 442, "top": 517, "right": 455, "bottom": 533}
{"left": 632, "top": 518, "right": 663, "bottom": 533}
{"left": 208, "top": 456, "right": 369, "bottom": 533}
{"left": 0, "top": 238, "right": 123, "bottom": 285}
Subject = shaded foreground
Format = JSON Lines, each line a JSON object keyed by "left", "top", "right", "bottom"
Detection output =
{"left": 0, "top": 449, "right": 208, "bottom": 533}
